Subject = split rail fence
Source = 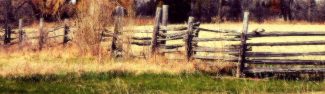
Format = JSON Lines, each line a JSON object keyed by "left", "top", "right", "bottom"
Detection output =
{"left": 234, "top": 12, "right": 325, "bottom": 77}
{"left": 131, "top": 7, "right": 325, "bottom": 77}
{"left": 1, "top": 5, "right": 325, "bottom": 78}
{"left": 0, "top": 18, "right": 71, "bottom": 49}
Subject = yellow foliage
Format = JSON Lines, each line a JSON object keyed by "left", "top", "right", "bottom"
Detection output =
{"left": 31, "top": 0, "right": 66, "bottom": 16}
{"left": 30, "top": 0, "right": 134, "bottom": 17}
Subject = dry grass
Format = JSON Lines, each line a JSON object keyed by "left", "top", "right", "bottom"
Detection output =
{"left": 0, "top": 46, "right": 197, "bottom": 77}
{"left": 73, "top": 0, "right": 114, "bottom": 56}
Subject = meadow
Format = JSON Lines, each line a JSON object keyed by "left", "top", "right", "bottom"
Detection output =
{"left": 1, "top": 72, "right": 325, "bottom": 93}
{"left": 1, "top": 22, "right": 325, "bottom": 93}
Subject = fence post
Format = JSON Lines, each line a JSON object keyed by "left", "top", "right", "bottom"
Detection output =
{"left": 150, "top": 7, "right": 162, "bottom": 55}
{"left": 193, "top": 22, "right": 201, "bottom": 55}
{"left": 3, "top": 0, "right": 11, "bottom": 45}
{"left": 38, "top": 18, "right": 46, "bottom": 50}
{"left": 161, "top": 5, "right": 169, "bottom": 55}
{"left": 111, "top": 6, "right": 125, "bottom": 57}
{"left": 185, "top": 17, "right": 195, "bottom": 61}
{"left": 63, "top": 19, "right": 70, "bottom": 45}
{"left": 236, "top": 11, "right": 250, "bottom": 78}
{"left": 3, "top": 22, "right": 11, "bottom": 45}
{"left": 18, "top": 19, "right": 25, "bottom": 47}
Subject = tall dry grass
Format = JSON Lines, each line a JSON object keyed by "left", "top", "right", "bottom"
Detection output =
{"left": 73, "top": 0, "right": 114, "bottom": 56}
{"left": 0, "top": 46, "right": 199, "bottom": 77}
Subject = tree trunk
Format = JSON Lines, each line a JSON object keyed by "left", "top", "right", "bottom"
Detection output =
{"left": 308, "top": 0, "right": 316, "bottom": 22}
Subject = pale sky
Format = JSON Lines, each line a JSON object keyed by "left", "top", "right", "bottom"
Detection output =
{"left": 70, "top": 0, "right": 77, "bottom": 5}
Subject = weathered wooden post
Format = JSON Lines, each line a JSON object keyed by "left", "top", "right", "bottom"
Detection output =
{"left": 18, "top": 19, "right": 26, "bottom": 47}
{"left": 236, "top": 11, "right": 250, "bottom": 78}
{"left": 3, "top": 0, "right": 11, "bottom": 45}
{"left": 185, "top": 17, "right": 195, "bottom": 61}
{"left": 111, "top": 6, "right": 125, "bottom": 57}
{"left": 38, "top": 18, "right": 46, "bottom": 50}
{"left": 307, "top": 0, "right": 316, "bottom": 22}
{"left": 193, "top": 22, "right": 201, "bottom": 55}
{"left": 150, "top": 7, "right": 162, "bottom": 55}
{"left": 3, "top": 22, "right": 11, "bottom": 45}
{"left": 63, "top": 19, "right": 70, "bottom": 45}
{"left": 161, "top": 5, "right": 169, "bottom": 55}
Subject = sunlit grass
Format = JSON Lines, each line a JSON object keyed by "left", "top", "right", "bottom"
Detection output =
{"left": 0, "top": 72, "right": 324, "bottom": 93}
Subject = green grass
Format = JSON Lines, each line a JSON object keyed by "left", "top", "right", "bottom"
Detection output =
{"left": 0, "top": 72, "right": 324, "bottom": 94}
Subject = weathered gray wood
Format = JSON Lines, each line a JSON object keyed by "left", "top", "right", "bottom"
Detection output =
{"left": 150, "top": 7, "right": 162, "bottom": 55}
{"left": 18, "top": 19, "right": 26, "bottom": 47}
{"left": 248, "top": 59, "right": 325, "bottom": 65}
{"left": 160, "top": 44, "right": 184, "bottom": 49}
{"left": 157, "top": 36, "right": 183, "bottom": 41}
{"left": 247, "top": 41, "right": 325, "bottom": 46}
{"left": 38, "top": 18, "right": 46, "bottom": 50}
{"left": 226, "top": 45, "right": 245, "bottom": 49}
{"left": 48, "top": 26, "right": 64, "bottom": 32}
{"left": 158, "top": 31, "right": 187, "bottom": 38}
{"left": 193, "top": 37, "right": 240, "bottom": 42}
{"left": 131, "top": 41, "right": 151, "bottom": 46}
{"left": 134, "top": 30, "right": 152, "bottom": 33}
{"left": 237, "top": 11, "right": 250, "bottom": 78}
{"left": 193, "top": 28, "right": 200, "bottom": 36}
{"left": 63, "top": 19, "right": 70, "bottom": 45}
{"left": 193, "top": 22, "right": 201, "bottom": 27}
{"left": 3, "top": 0, "right": 11, "bottom": 45}
{"left": 244, "top": 68, "right": 325, "bottom": 74}
{"left": 162, "top": 5, "right": 169, "bottom": 27}
{"left": 159, "top": 49, "right": 182, "bottom": 53}
{"left": 192, "top": 26, "right": 201, "bottom": 54}
{"left": 4, "top": 23, "right": 11, "bottom": 45}
{"left": 159, "top": 26, "right": 187, "bottom": 31}
{"left": 193, "top": 46, "right": 240, "bottom": 53}
{"left": 185, "top": 17, "right": 195, "bottom": 61}
{"left": 161, "top": 5, "right": 169, "bottom": 50}
{"left": 111, "top": 6, "right": 124, "bottom": 57}
{"left": 102, "top": 33, "right": 113, "bottom": 37}
{"left": 192, "top": 55, "right": 238, "bottom": 62}
{"left": 228, "top": 31, "right": 325, "bottom": 37}
{"left": 132, "top": 36, "right": 152, "bottom": 40}
{"left": 246, "top": 51, "right": 325, "bottom": 57}
{"left": 199, "top": 28, "right": 238, "bottom": 33}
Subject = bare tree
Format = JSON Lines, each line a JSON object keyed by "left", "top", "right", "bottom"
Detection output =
{"left": 308, "top": 0, "right": 317, "bottom": 22}
{"left": 1, "top": 0, "right": 15, "bottom": 23}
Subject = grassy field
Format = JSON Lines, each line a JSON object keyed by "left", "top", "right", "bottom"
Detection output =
{"left": 1, "top": 72, "right": 325, "bottom": 93}
{"left": 1, "top": 22, "right": 325, "bottom": 93}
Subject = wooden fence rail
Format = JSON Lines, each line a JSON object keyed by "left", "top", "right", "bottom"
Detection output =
{"left": 235, "top": 12, "right": 325, "bottom": 77}
{"left": 1, "top": 18, "right": 71, "bottom": 49}
{"left": 130, "top": 6, "right": 244, "bottom": 62}
{"left": 228, "top": 31, "right": 325, "bottom": 37}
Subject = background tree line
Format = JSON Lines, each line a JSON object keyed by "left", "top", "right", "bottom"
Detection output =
{"left": 135, "top": 0, "right": 325, "bottom": 23}
{"left": 2, "top": 0, "right": 325, "bottom": 24}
